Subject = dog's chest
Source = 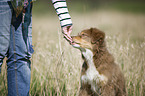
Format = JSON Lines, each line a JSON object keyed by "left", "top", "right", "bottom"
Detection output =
{"left": 81, "top": 49, "right": 108, "bottom": 91}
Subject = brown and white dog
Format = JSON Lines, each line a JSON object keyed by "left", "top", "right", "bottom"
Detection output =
{"left": 72, "top": 28, "right": 126, "bottom": 96}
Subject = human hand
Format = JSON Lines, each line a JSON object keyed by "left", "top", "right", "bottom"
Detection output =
{"left": 62, "top": 26, "right": 74, "bottom": 45}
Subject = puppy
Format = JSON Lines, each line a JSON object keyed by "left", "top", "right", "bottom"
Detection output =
{"left": 72, "top": 28, "right": 126, "bottom": 96}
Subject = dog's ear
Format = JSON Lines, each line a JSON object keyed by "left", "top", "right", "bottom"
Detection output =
{"left": 90, "top": 28, "right": 105, "bottom": 45}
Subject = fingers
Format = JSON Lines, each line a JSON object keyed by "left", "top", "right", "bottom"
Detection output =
{"left": 63, "top": 34, "right": 73, "bottom": 44}
{"left": 62, "top": 26, "right": 75, "bottom": 45}
{"left": 67, "top": 26, "right": 72, "bottom": 35}
{"left": 62, "top": 26, "right": 72, "bottom": 35}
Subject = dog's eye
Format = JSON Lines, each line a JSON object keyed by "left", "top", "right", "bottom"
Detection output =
{"left": 81, "top": 34, "right": 88, "bottom": 37}
{"left": 82, "top": 34, "right": 85, "bottom": 36}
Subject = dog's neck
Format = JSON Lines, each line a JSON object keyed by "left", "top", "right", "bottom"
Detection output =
{"left": 81, "top": 49, "right": 94, "bottom": 66}
{"left": 81, "top": 45, "right": 108, "bottom": 63}
{"left": 93, "top": 45, "right": 114, "bottom": 68}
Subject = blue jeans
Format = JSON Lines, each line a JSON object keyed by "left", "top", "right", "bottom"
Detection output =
{"left": 0, "top": 1, "right": 33, "bottom": 96}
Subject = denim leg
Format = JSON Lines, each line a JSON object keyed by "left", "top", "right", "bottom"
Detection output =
{"left": 6, "top": 1, "right": 33, "bottom": 96}
{"left": 7, "top": 24, "right": 32, "bottom": 96}
{"left": 0, "top": 1, "right": 11, "bottom": 72}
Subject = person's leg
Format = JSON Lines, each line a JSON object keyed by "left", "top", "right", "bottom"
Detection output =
{"left": 0, "top": 1, "right": 12, "bottom": 73}
{"left": 6, "top": 1, "right": 33, "bottom": 96}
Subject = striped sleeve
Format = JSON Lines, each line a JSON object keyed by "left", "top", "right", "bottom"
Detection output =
{"left": 52, "top": 0, "right": 72, "bottom": 27}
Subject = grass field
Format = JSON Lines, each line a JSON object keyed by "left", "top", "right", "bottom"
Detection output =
{"left": 31, "top": 11, "right": 145, "bottom": 96}
{"left": 0, "top": 1, "right": 145, "bottom": 96}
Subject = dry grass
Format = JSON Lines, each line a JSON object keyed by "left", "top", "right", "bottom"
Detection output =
{"left": 0, "top": 11, "right": 145, "bottom": 96}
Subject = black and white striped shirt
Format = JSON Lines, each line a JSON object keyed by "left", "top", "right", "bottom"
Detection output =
{"left": 52, "top": 0, "right": 72, "bottom": 27}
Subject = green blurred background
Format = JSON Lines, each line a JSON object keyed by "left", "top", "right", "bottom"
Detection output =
{"left": 33, "top": 0, "right": 145, "bottom": 15}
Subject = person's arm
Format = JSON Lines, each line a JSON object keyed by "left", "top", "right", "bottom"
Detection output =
{"left": 52, "top": 0, "right": 73, "bottom": 44}
{"left": 52, "top": 0, "right": 72, "bottom": 27}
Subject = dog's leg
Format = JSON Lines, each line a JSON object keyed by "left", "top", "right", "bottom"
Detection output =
{"left": 79, "top": 82, "right": 98, "bottom": 96}
{"left": 79, "top": 87, "right": 90, "bottom": 96}
{"left": 100, "top": 85, "right": 115, "bottom": 96}
{"left": 79, "top": 62, "right": 90, "bottom": 96}
{"left": 79, "top": 84, "right": 96, "bottom": 96}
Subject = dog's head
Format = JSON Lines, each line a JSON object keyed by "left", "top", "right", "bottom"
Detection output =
{"left": 72, "top": 28, "right": 105, "bottom": 52}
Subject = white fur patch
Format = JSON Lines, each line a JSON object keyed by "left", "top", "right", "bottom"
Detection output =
{"left": 72, "top": 44, "right": 80, "bottom": 48}
{"left": 81, "top": 49, "right": 108, "bottom": 92}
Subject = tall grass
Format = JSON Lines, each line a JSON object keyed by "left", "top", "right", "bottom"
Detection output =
{"left": 0, "top": 11, "right": 145, "bottom": 96}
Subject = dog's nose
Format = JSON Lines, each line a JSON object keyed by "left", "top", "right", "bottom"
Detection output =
{"left": 71, "top": 36, "right": 75, "bottom": 43}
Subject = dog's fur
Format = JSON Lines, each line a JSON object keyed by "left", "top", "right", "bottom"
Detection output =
{"left": 72, "top": 28, "right": 126, "bottom": 96}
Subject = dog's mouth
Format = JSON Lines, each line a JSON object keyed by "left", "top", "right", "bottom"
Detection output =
{"left": 72, "top": 41, "right": 81, "bottom": 45}
{"left": 71, "top": 36, "right": 92, "bottom": 50}
{"left": 72, "top": 41, "right": 81, "bottom": 48}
